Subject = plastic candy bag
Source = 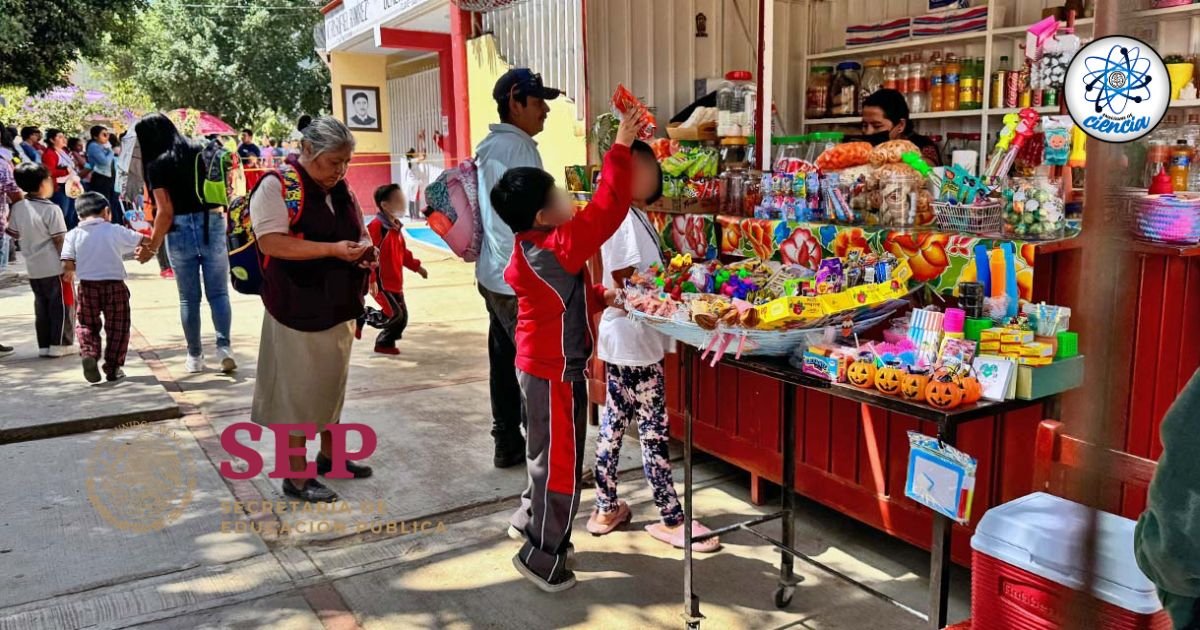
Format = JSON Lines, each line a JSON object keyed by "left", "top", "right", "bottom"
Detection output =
{"left": 611, "top": 84, "right": 657, "bottom": 140}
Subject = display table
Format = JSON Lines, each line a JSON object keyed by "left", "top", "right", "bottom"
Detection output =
{"left": 677, "top": 346, "right": 1068, "bottom": 629}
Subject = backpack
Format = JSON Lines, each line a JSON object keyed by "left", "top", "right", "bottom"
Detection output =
{"left": 226, "top": 166, "right": 304, "bottom": 295}
{"left": 423, "top": 158, "right": 482, "bottom": 262}
{"left": 196, "top": 139, "right": 239, "bottom": 206}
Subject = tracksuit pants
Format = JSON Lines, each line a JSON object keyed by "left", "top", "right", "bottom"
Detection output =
{"left": 511, "top": 370, "right": 587, "bottom": 583}
{"left": 29, "top": 276, "right": 75, "bottom": 349}
{"left": 359, "top": 290, "right": 409, "bottom": 348}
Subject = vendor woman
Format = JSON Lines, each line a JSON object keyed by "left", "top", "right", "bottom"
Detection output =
{"left": 860, "top": 88, "right": 942, "bottom": 166}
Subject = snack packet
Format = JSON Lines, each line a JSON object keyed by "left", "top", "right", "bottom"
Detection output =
{"left": 612, "top": 84, "right": 657, "bottom": 140}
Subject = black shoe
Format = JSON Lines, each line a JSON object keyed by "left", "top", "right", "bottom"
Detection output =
{"left": 0, "top": 343, "right": 13, "bottom": 357}
{"left": 81, "top": 357, "right": 101, "bottom": 383}
{"left": 494, "top": 437, "right": 526, "bottom": 469}
{"left": 282, "top": 478, "right": 339, "bottom": 503}
{"left": 512, "top": 554, "right": 576, "bottom": 593}
{"left": 106, "top": 369, "right": 126, "bottom": 382}
{"left": 316, "top": 453, "right": 373, "bottom": 478}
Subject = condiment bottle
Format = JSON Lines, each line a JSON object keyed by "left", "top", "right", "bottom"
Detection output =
{"left": 929, "top": 52, "right": 945, "bottom": 112}
{"left": 944, "top": 54, "right": 961, "bottom": 110}
{"left": 1171, "top": 139, "right": 1191, "bottom": 192}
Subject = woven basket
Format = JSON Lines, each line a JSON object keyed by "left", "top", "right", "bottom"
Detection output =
{"left": 1132, "top": 195, "right": 1200, "bottom": 245}
{"left": 933, "top": 201, "right": 1003, "bottom": 235}
{"left": 629, "top": 300, "right": 907, "bottom": 357}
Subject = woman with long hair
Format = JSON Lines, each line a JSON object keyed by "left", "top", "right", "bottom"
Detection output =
{"left": 134, "top": 112, "right": 235, "bottom": 374}
{"left": 41, "top": 129, "right": 78, "bottom": 228}
{"left": 248, "top": 115, "right": 377, "bottom": 502}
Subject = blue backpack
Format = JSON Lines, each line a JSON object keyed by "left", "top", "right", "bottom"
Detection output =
{"left": 226, "top": 166, "right": 304, "bottom": 295}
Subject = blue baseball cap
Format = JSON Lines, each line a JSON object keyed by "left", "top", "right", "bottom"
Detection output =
{"left": 492, "top": 68, "right": 563, "bottom": 103}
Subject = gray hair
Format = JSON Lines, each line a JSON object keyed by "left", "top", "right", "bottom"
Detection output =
{"left": 300, "top": 116, "right": 356, "bottom": 157}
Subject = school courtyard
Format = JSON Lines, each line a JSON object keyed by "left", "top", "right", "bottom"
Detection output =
{"left": 0, "top": 237, "right": 964, "bottom": 629}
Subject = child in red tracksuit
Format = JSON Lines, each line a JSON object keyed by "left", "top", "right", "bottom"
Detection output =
{"left": 358, "top": 184, "right": 428, "bottom": 355}
{"left": 490, "top": 113, "right": 647, "bottom": 592}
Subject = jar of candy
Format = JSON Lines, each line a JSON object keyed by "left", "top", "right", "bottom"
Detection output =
{"left": 877, "top": 173, "right": 920, "bottom": 227}
{"left": 720, "top": 169, "right": 748, "bottom": 216}
{"left": 806, "top": 66, "right": 833, "bottom": 119}
{"left": 743, "top": 169, "right": 764, "bottom": 217}
{"left": 830, "top": 61, "right": 863, "bottom": 116}
{"left": 861, "top": 59, "right": 886, "bottom": 105}
{"left": 1003, "top": 176, "right": 1066, "bottom": 240}
{"left": 720, "top": 137, "right": 750, "bottom": 171}
{"left": 773, "top": 136, "right": 804, "bottom": 173}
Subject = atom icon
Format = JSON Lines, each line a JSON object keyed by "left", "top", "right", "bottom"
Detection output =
{"left": 1083, "top": 45, "right": 1153, "bottom": 115}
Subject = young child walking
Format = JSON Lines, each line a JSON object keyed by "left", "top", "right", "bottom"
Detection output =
{"left": 357, "top": 184, "right": 427, "bottom": 355}
{"left": 10, "top": 162, "right": 74, "bottom": 356}
{"left": 491, "top": 112, "right": 647, "bottom": 593}
{"left": 61, "top": 192, "right": 149, "bottom": 382}
{"left": 587, "top": 141, "right": 720, "bottom": 551}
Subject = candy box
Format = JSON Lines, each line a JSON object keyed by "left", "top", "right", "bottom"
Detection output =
{"left": 1020, "top": 342, "right": 1054, "bottom": 358}
{"left": 980, "top": 327, "right": 1005, "bottom": 342}
{"left": 802, "top": 349, "right": 848, "bottom": 382}
{"left": 1000, "top": 330, "right": 1033, "bottom": 344}
{"left": 979, "top": 340, "right": 1001, "bottom": 352}
{"left": 759, "top": 296, "right": 822, "bottom": 327}
{"left": 1019, "top": 356, "right": 1053, "bottom": 366}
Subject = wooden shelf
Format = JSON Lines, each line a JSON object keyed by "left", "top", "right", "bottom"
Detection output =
{"left": 992, "top": 18, "right": 1094, "bottom": 37}
{"left": 808, "top": 31, "right": 985, "bottom": 61}
{"left": 805, "top": 109, "right": 980, "bottom": 126}
{"left": 1171, "top": 99, "right": 1200, "bottom": 109}
{"left": 1126, "top": 240, "right": 1200, "bottom": 257}
{"left": 1131, "top": 4, "right": 1200, "bottom": 20}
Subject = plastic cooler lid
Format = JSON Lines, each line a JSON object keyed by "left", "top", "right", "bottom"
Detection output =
{"left": 970, "top": 492, "right": 1163, "bottom": 615}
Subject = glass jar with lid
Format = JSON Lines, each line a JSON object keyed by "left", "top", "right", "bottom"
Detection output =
{"left": 830, "top": 62, "right": 863, "bottom": 117}
{"left": 861, "top": 59, "right": 886, "bottom": 105}
{"left": 806, "top": 66, "right": 833, "bottom": 119}
{"left": 773, "top": 135, "right": 804, "bottom": 173}
{"left": 718, "top": 70, "right": 753, "bottom": 136}
{"left": 720, "top": 137, "right": 751, "bottom": 171}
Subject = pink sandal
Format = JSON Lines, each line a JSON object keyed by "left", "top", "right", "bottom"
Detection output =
{"left": 586, "top": 500, "right": 631, "bottom": 535}
{"left": 645, "top": 520, "right": 721, "bottom": 553}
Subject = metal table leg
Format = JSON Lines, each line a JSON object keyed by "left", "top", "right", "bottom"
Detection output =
{"left": 681, "top": 347, "right": 703, "bottom": 628}
{"left": 928, "top": 422, "right": 958, "bottom": 629}
{"left": 775, "top": 382, "right": 800, "bottom": 608}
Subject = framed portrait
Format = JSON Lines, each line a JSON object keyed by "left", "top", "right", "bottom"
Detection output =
{"left": 342, "top": 85, "right": 381, "bottom": 132}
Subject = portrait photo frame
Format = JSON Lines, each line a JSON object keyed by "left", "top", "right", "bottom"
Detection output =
{"left": 342, "top": 85, "right": 382, "bottom": 132}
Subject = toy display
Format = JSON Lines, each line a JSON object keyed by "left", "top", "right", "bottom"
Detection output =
{"left": 1003, "top": 176, "right": 1066, "bottom": 240}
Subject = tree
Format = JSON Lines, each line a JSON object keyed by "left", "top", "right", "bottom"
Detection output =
{"left": 104, "top": 0, "right": 330, "bottom": 129}
{"left": 0, "top": 0, "right": 147, "bottom": 93}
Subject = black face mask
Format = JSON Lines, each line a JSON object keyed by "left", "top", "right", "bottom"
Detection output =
{"left": 860, "top": 130, "right": 895, "bottom": 146}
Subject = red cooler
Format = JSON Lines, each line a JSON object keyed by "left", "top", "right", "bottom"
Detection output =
{"left": 970, "top": 492, "right": 1170, "bottom": 630}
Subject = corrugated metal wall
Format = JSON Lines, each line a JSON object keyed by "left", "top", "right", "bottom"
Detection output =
{"left": 387, "top": 66, "right": 446, "bottom": 203}
{"left": 584, "top": 0, "right": 807, "bottom": 133}
{"left": 482, "top": 0, "right": 586, "bottom": 120}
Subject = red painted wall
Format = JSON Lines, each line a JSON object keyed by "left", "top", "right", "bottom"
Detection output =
{"left": 343, "top": 153, "right": 393, "bottom": 216}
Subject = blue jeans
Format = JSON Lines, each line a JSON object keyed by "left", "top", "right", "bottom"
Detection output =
{"left": 50, "top": 186, "right": 77, "bottom": 229}
{"left": 0, "top": 234, "right": 9, "bottom": 272}
{"left": 166, "top": 211, "right": 231, "bottom": 356}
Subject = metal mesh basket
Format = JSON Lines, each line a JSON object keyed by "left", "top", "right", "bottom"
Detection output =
{"left": 932, "top": 201, "right": 1003, "bottom": 235}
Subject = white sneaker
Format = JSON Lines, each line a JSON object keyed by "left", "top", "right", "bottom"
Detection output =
{"left": 38, "top": 347, "right": 51, "bottom": 358}
{"left": 50, "top": 345, "right": 74, "bottom": 358}
{"left": 216, "top": 347, "right": 237, "bottom": 373}
{"left": 185, "top": 354, "right": 205, "bottom": 373}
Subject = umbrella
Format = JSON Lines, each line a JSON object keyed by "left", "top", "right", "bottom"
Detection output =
{"left": 171, "top": 109, "right": 237, "bottom": 136}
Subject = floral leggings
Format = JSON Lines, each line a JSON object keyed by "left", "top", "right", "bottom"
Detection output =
{"left": 594, "top": 362, "right": 684, "bottom": 526}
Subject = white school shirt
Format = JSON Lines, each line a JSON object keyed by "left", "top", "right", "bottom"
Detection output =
{"left": 61, "top": 218, "right": 143, "bottom": 281}
{"left": 597, "top": 207, "right": 674, "bottom": 367}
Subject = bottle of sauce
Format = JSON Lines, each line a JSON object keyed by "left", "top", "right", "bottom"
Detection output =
{"left": 929, "top": 53, "right": 945, "bottom": 112}
{"left": 960, "top": 57, "right": 976, "bottom": 110}
{"left": 944, "top": 54, "right": 960, "bottom": 111}
{"left": 1171, "top": 139, "right": 1191, "bottom": 192}
{"left": 973, "top": 57, "right": 986, "bottom": 109}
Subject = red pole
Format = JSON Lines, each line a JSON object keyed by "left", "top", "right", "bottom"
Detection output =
{"left": 755, "top": 0, "right": 767, "bottom": 170}
{"left": 448, "top": 4, "right": 473, "bottom": 163}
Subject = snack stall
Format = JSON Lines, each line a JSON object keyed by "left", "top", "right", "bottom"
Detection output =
{"left": 573, "top": 0, "right": 1200, "bottom": 627}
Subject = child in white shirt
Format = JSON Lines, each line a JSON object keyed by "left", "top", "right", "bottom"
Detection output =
{"left": 61, "top": 192, "right": 148, "bottom": 382}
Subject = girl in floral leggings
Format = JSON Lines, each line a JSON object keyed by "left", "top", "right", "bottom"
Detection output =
{"left": 586, "top": 141, "right": 719, "bottom": 552}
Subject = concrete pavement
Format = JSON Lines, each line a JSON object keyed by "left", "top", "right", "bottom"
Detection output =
{"left": 0, "top": 238, "right": 968, "bottom": 629}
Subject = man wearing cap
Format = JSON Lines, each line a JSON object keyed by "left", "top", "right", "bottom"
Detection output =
{"left": 475, "top": 68, "right": 561, "bottom": 470}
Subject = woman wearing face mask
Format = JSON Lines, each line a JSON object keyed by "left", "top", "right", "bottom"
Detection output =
{"left": 860, "top": 88, "right": 942, "bottom": 167}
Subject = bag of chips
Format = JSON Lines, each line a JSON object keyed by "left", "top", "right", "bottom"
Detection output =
{"left": 612, "top": 84, "right": 657, "bottom": 140}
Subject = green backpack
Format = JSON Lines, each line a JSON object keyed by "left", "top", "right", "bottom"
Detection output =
{"left": 195, "top": 139, "right": 237, "bottom": 206}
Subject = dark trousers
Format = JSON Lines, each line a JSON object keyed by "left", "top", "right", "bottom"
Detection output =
{"left": 477, "top": 283, "right": 526, "bottom": 443}
{"left": 512, "top": 370, "right": 587, "bottom": 583}
{"left": 89, "top": 173, "right": 124, "bottom": 226}
{"left": 76, "top": 280, "right": 131, "bottom": 377}
{"left": 359, "top": 290, "right": 409, "bottom": 347}
{"left": 29, "top": 276, "right": 74, "bottom": 348}
{"left": 50, "top": 187, "right": 77, "bottom": 229}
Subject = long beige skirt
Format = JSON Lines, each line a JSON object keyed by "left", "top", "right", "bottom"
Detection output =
{"left": 252, "top": 313, "right": 355, "bottom": 437}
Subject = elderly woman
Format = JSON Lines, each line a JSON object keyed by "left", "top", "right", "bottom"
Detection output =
{"left": 248, "top": 115, "right": 377, "bottom": 503}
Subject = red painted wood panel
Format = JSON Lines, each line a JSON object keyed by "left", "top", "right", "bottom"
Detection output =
{"left": 715, "top": 364, "right": 741, "bottom": 434}
{"left": 888, "top": 413, "right": 921, "bottom": 500}
{"left": 857, "top": 404, "right": 889, "bottom": 497}
{"left": 664, "top": 352, "right": 681, "bottom": 422}
{"left": 738, "top": 372, "right": 780, "bottom": 450}
{"left": 997, "top": 406, "right": 1043, "bottom": 502}
{"left": 829, "top": 397, "right": 861, "bottom": 483}
{"left": 802, "top": 388, "right": 832, "bottom": 471}
{"left": 1122, "top": 256, "right": 1165, "bottom": 516}
{"left": 695, "top": 358, "right": 719, "bottom": 428}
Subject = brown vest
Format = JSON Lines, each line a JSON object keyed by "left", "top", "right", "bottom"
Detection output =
{"left": 258, "top": 156, "right": 367, "bottom": 332}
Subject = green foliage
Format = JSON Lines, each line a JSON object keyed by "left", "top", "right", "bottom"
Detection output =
{"left": 104, "top": 0, "right": 330, "bottom": 129}
{"left": 0, "top": 86, "right": 143, "bottom": 135}
{"left": 0, "top": 0, "right": 147, "bottom": 93}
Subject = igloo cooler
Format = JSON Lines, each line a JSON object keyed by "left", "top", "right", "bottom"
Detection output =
{"left": 969, "top": 492, "right": 1171, "bottom": 630}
